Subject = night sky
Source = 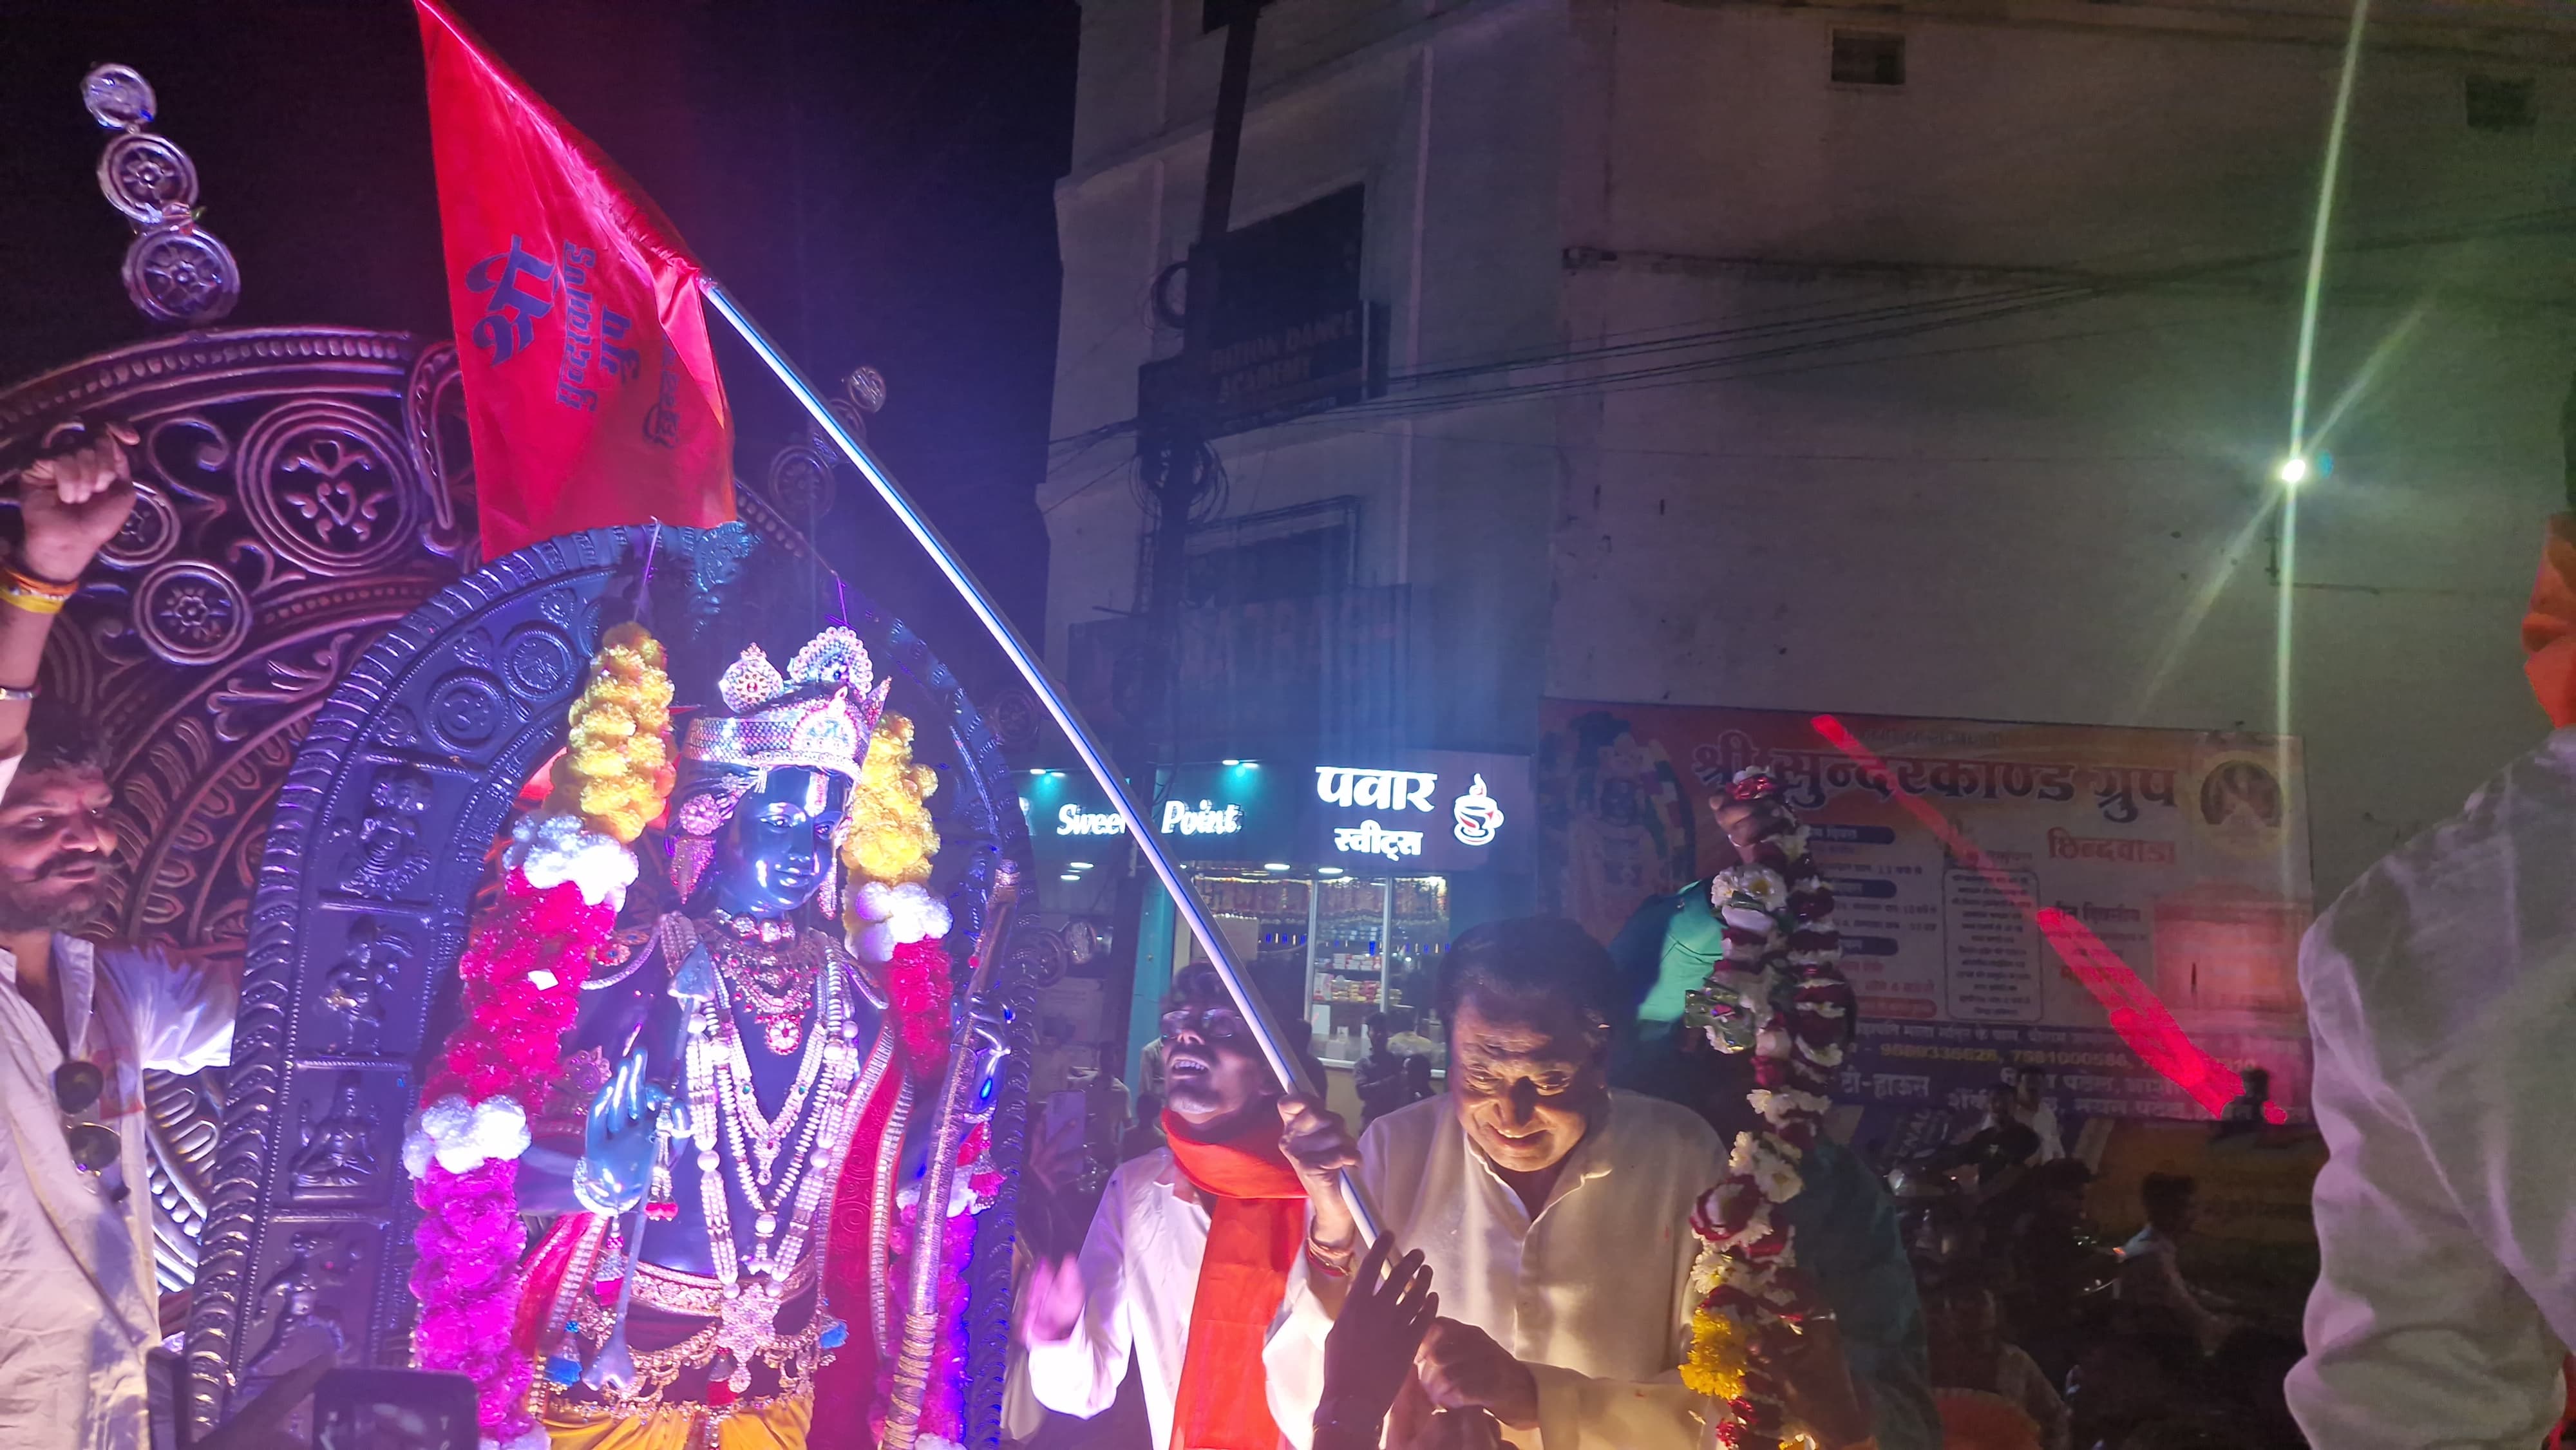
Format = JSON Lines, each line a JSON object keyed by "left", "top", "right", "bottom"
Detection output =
{"left": 0, "top": 0, "right": 1079, "bottom": 699}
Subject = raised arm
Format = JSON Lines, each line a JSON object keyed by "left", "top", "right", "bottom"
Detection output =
{"left": 0, "top": 426, "right": 140, "bottom": 764}
{"left": 1020, "top": 1159, "right": 1137, "bottom": 1420}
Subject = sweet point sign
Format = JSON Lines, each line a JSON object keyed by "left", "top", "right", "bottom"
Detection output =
{"left": 1019, "top": 751, "right": 1532, "bottom": 874}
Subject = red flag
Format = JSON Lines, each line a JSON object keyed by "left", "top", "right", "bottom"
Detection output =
{"left": 415, "top": 0, "right": 734, "bottom": 560}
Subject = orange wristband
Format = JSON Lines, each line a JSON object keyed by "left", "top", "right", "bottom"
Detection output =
{"left": 0, "top": 565, "right": 72, "bottom": 616}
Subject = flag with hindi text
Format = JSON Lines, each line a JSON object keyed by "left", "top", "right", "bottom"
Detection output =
{"left": 415, "top": 0, "right": 735, "bottom": 560}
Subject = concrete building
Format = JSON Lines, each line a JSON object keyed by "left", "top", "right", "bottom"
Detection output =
{"left": 1045, "top": 0, "right": 2576, "bottom": 900}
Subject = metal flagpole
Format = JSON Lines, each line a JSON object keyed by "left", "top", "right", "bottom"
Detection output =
{"left": 701, "top": 279, "right": 1381, "bottom": 1245}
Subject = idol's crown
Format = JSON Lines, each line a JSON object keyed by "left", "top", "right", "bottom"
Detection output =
{"left": 683, "top": 626, "right": 889, "bottom": 782}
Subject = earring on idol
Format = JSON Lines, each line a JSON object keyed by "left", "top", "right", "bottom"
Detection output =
{"left": 815, "top": 816, "right": 851, "bottom": 922}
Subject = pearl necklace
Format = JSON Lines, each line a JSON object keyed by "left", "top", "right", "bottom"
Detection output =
{"left": 684, "top": 933, "right": 882, "bottom": 1390}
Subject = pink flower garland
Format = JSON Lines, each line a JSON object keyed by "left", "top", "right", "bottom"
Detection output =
{"left": 411, "top": 1159, "right": 532, "bottom": 1433}
{"left": 440, "top": 874, "right": 612, "bottom": 1100}
{"left": 413, "top": 872, "right": 612, "bottom": 1445}
{"left": 884, "top": 937, "right": 954, "bottom": 1079}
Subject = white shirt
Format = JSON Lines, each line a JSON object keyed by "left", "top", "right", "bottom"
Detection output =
{"left": 1024, "top": 1145, "right": 1317, "bottom": 1450}
{"left": 0, "top": 924, "right": 235, "bottom": 1450}
{"left": 2289, "top": 728, "right": 2576, "bottom": 1449}
{"left": 1274, "top": 1089, "right": 1722, "bottom": 1450}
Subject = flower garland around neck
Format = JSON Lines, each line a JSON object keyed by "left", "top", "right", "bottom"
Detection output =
{"left": 1680, "top": 769, "right": 1854, "bottom": 1450}
{"left": 408, "top": 621, "right": 673, "bottom": 1450}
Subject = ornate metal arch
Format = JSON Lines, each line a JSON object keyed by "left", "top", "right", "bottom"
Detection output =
{"left": 179, "top": 523, "right": 1034, "bottom": 1439}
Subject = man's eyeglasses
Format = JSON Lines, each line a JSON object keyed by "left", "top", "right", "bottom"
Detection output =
{"left": 1159, "top": 1006, "right": 1247, "bottom": 1042}
{"left": 54, "top": 1060, "right": 122, "bottom": 1174}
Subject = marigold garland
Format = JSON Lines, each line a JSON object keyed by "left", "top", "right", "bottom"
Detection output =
{"left": 410, "top": 623, "right": 674, "bottom": 1450}
{"left": 841, "top": 711, "right": 940, "bottom": 892}
{"left": 1681, "top": 769, "right": 1854, "bottom": 1450}
{"left": 1685, "top": 1306, "right": 1752, "bottom": 1404}
{"left": 543, "top": 621, "right": 677, "bottom": 843}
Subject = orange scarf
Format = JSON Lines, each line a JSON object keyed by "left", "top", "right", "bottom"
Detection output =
{"left": 2526, "top": 515, "right": 2576, "bottom": 727}
{"left": 1162, "top": 1109, "right": 1307, "bottom": 1450}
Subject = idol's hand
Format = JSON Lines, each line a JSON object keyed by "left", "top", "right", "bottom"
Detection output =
{"left": 1318, "top": 1238, "right": 1436, "bottom": 1437}
{"left": 19, "top": 424, "right": 140, "bottom": 582}
{"left": 577, "top": 1048, "right": 668, "bottom": 1215}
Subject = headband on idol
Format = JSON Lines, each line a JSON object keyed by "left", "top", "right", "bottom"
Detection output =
{"left": 667, "top": 626, "right": 890, "bottom": 905}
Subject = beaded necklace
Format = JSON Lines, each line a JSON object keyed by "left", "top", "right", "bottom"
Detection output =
{"left": 685, "top": 926, "right": 882, "bottom": 1392}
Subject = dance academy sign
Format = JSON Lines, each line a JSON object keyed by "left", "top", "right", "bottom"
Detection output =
{"left": 1537, "top": 701, "right": 2314, "bottom": 1126}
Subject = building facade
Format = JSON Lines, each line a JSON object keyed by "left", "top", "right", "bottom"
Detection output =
{"left": 1041, "top": 0, "right": 2576, "bottom": 1111}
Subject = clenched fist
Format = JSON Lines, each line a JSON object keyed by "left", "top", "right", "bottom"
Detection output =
{"left": 20, "top": 424, "right": 140, "bottom": 582}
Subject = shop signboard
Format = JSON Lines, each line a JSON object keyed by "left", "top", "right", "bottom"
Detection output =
{"left": 1537, "top": 700, "right": 2313, "bottom": 1126}
{"left": 1018, "top": 748, "right": 1533, "bottom": 874}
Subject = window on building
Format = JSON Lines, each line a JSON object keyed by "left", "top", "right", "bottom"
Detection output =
{"left": 1830, "top": 32, "right": 1906, "bottom": 88}
{"left": 1180, "top": 496, "right": 1359, "bottom": 610}
{"left": 2465, "top": 74, "right": 2537, "bottom": 133}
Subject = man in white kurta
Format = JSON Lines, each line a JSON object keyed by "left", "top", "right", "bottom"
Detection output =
{"left": 1285, "top": 916, "right": 1927, "bottom": 1450}
{"left": 0, "top": 427, "right": 237, "bottom": 1450}
{"left": 1280, "top": 1086, "right": 1725, "bottom": 1449}
{"left": 1021, "top": 1140, "right": 1327, "bottom": 1450}
{"left": 0, "top": 918, "right": 235, "bottom": 1448}
{"left": 2286, "top": 728, "right": 2576, "bottom": 1448}
{"left": 1021, "top": 966, "right": 1334, "bottom": 1450}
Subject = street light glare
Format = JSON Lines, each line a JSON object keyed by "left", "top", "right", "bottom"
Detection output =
{"left": 2277, "top": 456, "right": 2311, "bottom": 487}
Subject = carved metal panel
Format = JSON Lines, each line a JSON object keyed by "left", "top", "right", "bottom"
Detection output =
{"left": 182, "top": 523, "right": 1032, "bottom": 1438}
{"left": 0, "top": 326, "right": 477, "bottom": 1293}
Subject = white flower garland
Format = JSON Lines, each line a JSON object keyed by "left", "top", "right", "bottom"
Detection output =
{"left": 1680, "top": 769, "right": 1853, "bottom": 1449}
{"left": 505, "top": 811, "right": 639, "bottom": 909}
{"left": 848, "top": 878, "right": 953, "bottom": 963}
{"left": 402, "top": 1093, "right": 532, "bottom": 1177}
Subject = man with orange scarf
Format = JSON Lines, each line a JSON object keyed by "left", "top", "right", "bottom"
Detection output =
{"left": 1020, "top": 965, "right": 1355, "bottom": 1449}
{"left": 2287, "top": 484, "right": 2576, "bottom": 1449}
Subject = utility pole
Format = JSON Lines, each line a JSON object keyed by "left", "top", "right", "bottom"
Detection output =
{"left": 1111, "top": 0, "right": 1268, "bottom": 1077}
{"left": 1144, "top": 0, "right": 1265, "bottom": 719}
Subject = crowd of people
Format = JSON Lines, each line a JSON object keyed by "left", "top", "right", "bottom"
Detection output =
{"left": 1012, "top": 943, "right": 2330, "bottom": 1450}
{"left": 1007, "top": 786, "right": 1942, "bottom": 1450}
